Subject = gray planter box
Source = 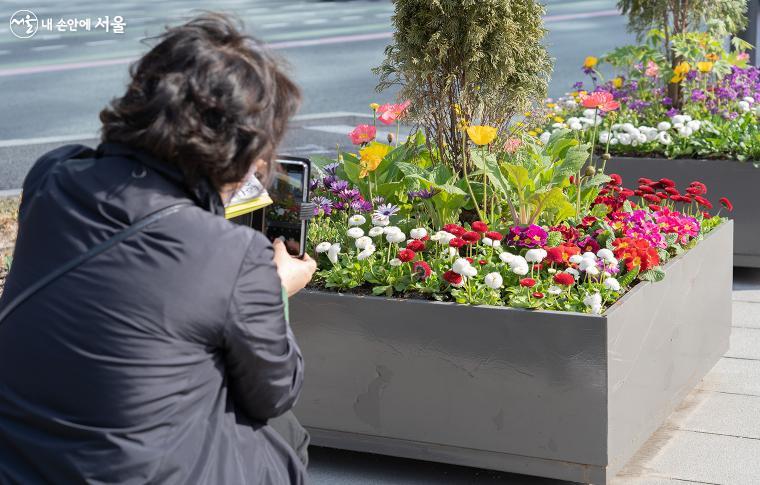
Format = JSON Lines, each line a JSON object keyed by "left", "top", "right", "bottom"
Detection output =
{"left": 290, "top": 221, "right": 733, "bottom": 484}
{"left": 607, "top": 156, "right": 758, "bottom": 268}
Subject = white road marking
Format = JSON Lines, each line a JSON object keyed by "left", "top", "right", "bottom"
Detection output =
{"left": 260, "top": 23, "right": 290, "bottom": 29}
{"left": 30, "top": 44, "right": 66, "bottom": 52}
{"left": 292, "top": 111, "right": 372, "bottom": 121}
{"left": 304, "top": 124, "right": 409, "bottom": 142}
{"left": 0, "top": 133, "right": 99, "bottom": 148}
{"left": 0, "top": 113, "right": 372, "bottom": 148}
{"left": 85, "top": 39, "right": 118, "bottom": 46}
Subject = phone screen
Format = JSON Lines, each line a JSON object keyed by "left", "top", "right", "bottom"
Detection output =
{"left": 262, "top": 159, "right": 309, "bottom": 257}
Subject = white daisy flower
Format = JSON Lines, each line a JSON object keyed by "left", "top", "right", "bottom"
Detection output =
{"left": 347, "top": 227, "right": 364, "bottom": 239}
{"left": 368, "top": 226, "right": 384, "bottom": 237}
{"left": 569, "top": 254, "right": 583, "bottom": 264}
{"left": 597, "top": 248, "right": 615, "bottom": 262}
{"left": 686, "top": 120, "right": 701, "bottom": 131}
{"left": 499, "top": 252, "right": 516, "bottom": 264}
{"left": 389, "top": 258, "right": 402, "bottom": 267}
{"left": 584, "top": 293, "right": 603, "bottom": 314}
{"left": 604, "top": 277, "right": 621, "bottom": 291}
{"left": 355, "top": 236, "right": 373, "bottom": 250}
{"left": 484, "top": 272, "right": 504, "bottom": 290}
{"left": 409, "top": 228, "right": 427, "bottom": 240}
{"left": 371, "top": 214, "right": 390, "bottom": 227}
{"left": 548, "top": 285, "right": 562, "bottom": 295}
{"left": 357, "top": 245, "right": 376, "bottom": 260}
{"left": 348, "top": 214, "right": 366, "bottom": 226}
{"left": 657, "top": 121, "right": 671, "bottom": 131}
{"left": 525, "top": 248, "right": 547, "bottom": 263}
{"left": 327, "top": 243, "right": 341, "bottom": 264}
{"left": 452, "top": 258, "right": 473, "bottom": 276}
{"left": 657, "top": 131, "right": 672, "bottom": 145}
{"left": 315, "top": 242, "right": 331, "bottom": 253}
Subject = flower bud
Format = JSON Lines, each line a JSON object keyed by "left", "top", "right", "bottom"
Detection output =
{"left": 387, "top": 133, "right": 395, "bottom": 144}
{"left": 584, "top": 165, "right": 596, "bottom": 176}
{"left": 602, "top": 153, "right": 612, "bottom": 161}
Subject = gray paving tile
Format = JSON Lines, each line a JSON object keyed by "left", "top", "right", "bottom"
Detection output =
{"left": 618, "top": 429, "right": 760, "bottom": 485}
{"left": 732, "top": 301, "right": 760, "bottom": 328}
{"left": 698, "top": 357, "right": 760, "bottom": 396}
{"left": 611, "top": 476, "right": 709, "bottom": 485}
{"left": 667, "top": 390, "right": 760, "bottom": 440}
{"left": 726, "top": 327, "right": 760, "bottom": 360}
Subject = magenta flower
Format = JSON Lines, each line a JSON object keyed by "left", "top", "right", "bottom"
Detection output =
{"left": 507, "top": 225, "right": 548, "bottom": 248}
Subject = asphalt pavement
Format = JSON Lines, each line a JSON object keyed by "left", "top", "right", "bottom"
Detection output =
{"left": 1, "top": 0, "right": 633, "bottom": 191}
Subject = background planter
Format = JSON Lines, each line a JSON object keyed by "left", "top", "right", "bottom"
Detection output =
{"left": 607, "top": 156, "right": 758, "bottom": 267}
{"left": 290, "top": 222, "right": 733, "bottom": 484}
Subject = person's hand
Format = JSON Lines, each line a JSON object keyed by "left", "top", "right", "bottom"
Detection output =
{"left": 272, "top": 239, "right": 317, "bottom": 297}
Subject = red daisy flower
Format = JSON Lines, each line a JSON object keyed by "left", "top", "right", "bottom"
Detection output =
{"left": 485, "top": 231, "right": 503, "bottom": 241}
{"left": 412, "top": 261, "right": 432, "bottom": 280}
{"left": 406, "top": 240, "right": 426, "bottom": 252}
{"left": 532, "top": 292, "right": 545, "bottom": 299}
{"left": 442, "top": 270, "right": 463, "bottom": 285}
{"left": 719, "top": 197, "right": 733, "bottom": 212}
{"left": 471, "top": 221, "right": 489, "bottom": 233}
{"left": 553, "top": 272, "right": 575, "bottom": 286}
{"left": 449, "top": 237, "right": 466, "bottom": 248}
{"left": 519, "top": 277, "right": 537, "bottom": 288}
{"left": 461, "top": 231, "right": 481, "bottom": 243}
{"left": 443, "top": 224, "right": 466, "bottom": 237}
{"left": 397, "top": 249, "right": 416, "bottom": 262}
{"left": 694, "top": 196, "right": 713, "bottom": 209}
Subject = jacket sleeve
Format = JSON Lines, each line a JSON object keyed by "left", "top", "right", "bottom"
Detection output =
{"left": 222, "top": 233, "right": 304, "bottom": 422}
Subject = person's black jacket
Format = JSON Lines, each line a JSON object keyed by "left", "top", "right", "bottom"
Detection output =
{"left": 0, "top": 142, "right": 306, "bottom": 484}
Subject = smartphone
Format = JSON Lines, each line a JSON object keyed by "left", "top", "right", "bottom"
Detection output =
{"left": 232, "top": 157, "right": 311, "bottom": 258}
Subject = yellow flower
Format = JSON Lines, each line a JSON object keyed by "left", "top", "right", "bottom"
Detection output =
{"left": 524, "top": 111, "right": 532, "bottom": 117}
{"left": 369, "top": 103, "right": 380, "bottom": 111}
{"left": 359, "top": 142, "right": 391, "bottom": 178}
{"left": 527, "top": 130, "right": 538, "bottom": 137}
{"left": 554, "top": 116, "right": 564, "bottom": 123}
{"left": 674, "top": 61, "right": 691, "bottom": 75}
{"left": 612, "top": 77, "right": 624, "bottom": 88}
{"left": 670, "top": 62, "right": 691, "bottom": 83}
{"left": 546, "top": 102, "right": 557, "bottom": 109}
{"left": 706, "top": 53, "right": 719, "bottom": 61}
{"left": 535, "top": 127, "right": 543, "bottom": 134}
{"left": 583, "top": 56, "right": 598, "bottom": 69}
{"left": 466, "top": 125, "right": 498, "bottom": 146}
{"left": 697, "top": 61, "right": 713, "bottom": 73}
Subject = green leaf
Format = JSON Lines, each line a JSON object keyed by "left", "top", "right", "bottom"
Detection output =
{"left": 617, "top": 266, "right": 640, "bottom": 287}
{"left": 546, "top": 231, "right": 563, "bottom": 247}
{"left": 639, "top": 267, "right": 666, "bottom": 283}
{"left": 591, "top": 203, "right": 610, "bottom": 218}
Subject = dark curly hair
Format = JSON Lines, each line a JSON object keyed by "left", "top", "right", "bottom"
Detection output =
{"left": 99, "top": 12, "right": 301, "bottom": 190}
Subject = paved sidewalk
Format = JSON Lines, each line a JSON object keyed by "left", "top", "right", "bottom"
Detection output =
{"left": 613, "top": 267, "right": 760, "bottom": 485}
{"left": 309, "top": 266, "right": 760, "bottom": 485}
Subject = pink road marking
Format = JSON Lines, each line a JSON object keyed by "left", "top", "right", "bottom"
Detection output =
{"left": 0, "top": 9, "right": 621, "bottom": 78}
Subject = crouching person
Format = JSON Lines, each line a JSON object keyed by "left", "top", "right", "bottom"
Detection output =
{"left": 0, "top": 13, "right": 315, "bottom": 484}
